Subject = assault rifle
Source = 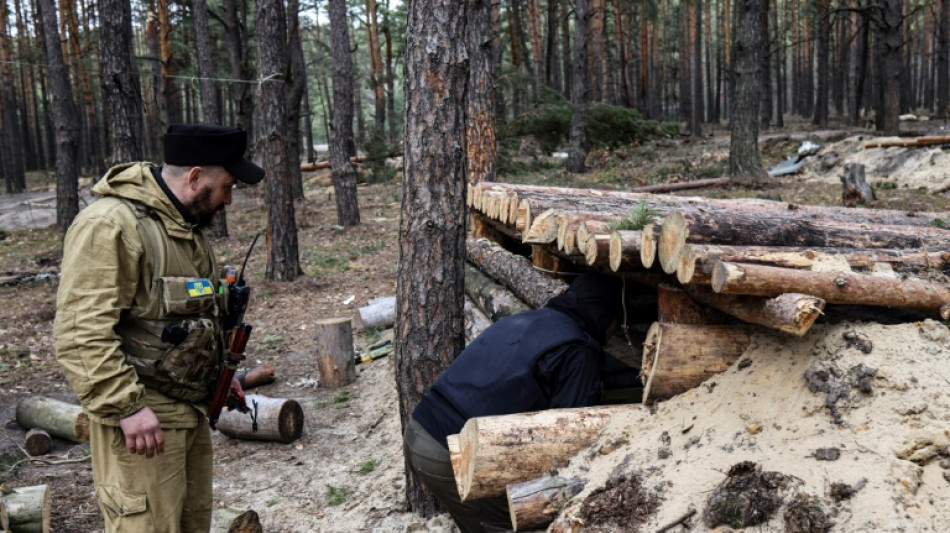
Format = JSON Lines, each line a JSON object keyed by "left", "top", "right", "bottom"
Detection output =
{"left": 209, "top": 233, "right": 261, "bottom": 431}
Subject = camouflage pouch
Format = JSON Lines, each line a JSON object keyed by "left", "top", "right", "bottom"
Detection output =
{"left": 155, "top": 318, "right": 217, "bottom": 390}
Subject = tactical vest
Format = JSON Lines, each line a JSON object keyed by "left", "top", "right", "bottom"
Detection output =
{"left": 112, "top": 198, "right": 225, "bottom": 403}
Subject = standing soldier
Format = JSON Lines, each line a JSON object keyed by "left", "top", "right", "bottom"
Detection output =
{"left": 54, "top": 124, "right": 265, "bottom": 531}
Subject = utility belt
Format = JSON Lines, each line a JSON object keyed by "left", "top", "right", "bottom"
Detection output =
{"left": 118, "top": 276, "right": 227, "bottom": 403}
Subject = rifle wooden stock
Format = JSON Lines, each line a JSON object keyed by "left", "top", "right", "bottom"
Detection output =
{"left": 209, "top": 324, "right": 252, "bottom": 429}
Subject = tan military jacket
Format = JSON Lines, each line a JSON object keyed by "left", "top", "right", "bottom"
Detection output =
{"left": 54, "top": 163, "right": 218, "bottom": 428}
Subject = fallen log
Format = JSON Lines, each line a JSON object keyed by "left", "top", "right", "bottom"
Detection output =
{"left": 574, "top": 220, "right": 613, "bottom": 267}
{"left": 23, "top": 429, "right": 52, "bottom": 457}
{"left": 711, "top": 261, "right": 950, "bottom": 315}
{"left": 464, "top": 263, "right": 531, "bottom": 320}
{"left": 862, "top": 135, "right": 950, "bottom": 148}
{"left": 466, "top": 237, "right": 568, "bottom": 308}
{"left": 358, "top": 296, "right": 396, "bottom": 330}
{"left": 456, "top": 406, "right": 629, "bottom": 501}
{"left": 236, "top": 364, "right": 276, "bottom": 390}
{"left": 464, "top": 297, "right": 492, "bottom": 341}
{"left": 15, "top": 397, "right": 89, "bottom": 444}
{"left": 211, "top": 507, "right": 263, "bottom": 533}
{"left": 314, "top": 317, "right": 357, "bottom": 389}
{"left": 684, "top": 286, "right": 825, "bottom": 336}
{"left": 0, "top": 484, "right": 51, "bottom": 533}
{"left": 677, "top": 243, "right": 950, "bottom": 285}
{"left": 216, "top": 394, "right": 304, "bottom": 443}
{"left": 507, "top": 476, "right": 586, "bottom": 532}
{"left": 658, "top": 210, "right": 950, "bottom": 276}
{"left": 641, "top": 322, "right": 755, "bottom": 403}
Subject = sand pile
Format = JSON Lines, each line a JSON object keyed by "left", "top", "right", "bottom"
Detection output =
{"left": 553, "top": 320, "right": 950, "bottom": 532}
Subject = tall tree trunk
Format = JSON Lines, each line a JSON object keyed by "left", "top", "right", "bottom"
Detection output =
{"left": 37, "top": 0, "right": 81, "bottom": 233}
{"left": 569, "top": 0, "right": 591, "bottom": 173}
{"left": 328, "top": 0, "right": 361, "bottom": 226}
{"left": 383, "top": 10, "right": 398, "bottom": 143}
{"left": 224, "top": 0, "right": 254, "bottom": 136}
{"left": 256, "top": 0, "right": 301, "bottom": 281}
{"left": 561, "top": 0, "right": 572, "bottom": 98}
{"left": 526, "top": 0, "right": 544, "bottom": 85}
{"left": 880, "top": 0, "right": 903, "bottom": 135}
{"left": 158, "top": 0, "right": 182, "bottom": 128}
{"left": 0, "top": 0, "right": 25, "bottom": 193}
{"left": 397, "top": 0, "right": 468, "bottom": 516}
{"left": 729, "top": 0, "right": 767, "bottom": 180}
{"left": 286, "top": 0, "right": 306, "bottom": 200}
{"left": 773, "top": 0, "right": 785, "bottom": 126}
{"left": 589, "top": 0, "right": 605, "bottom": 101}
{"left": 143, "top": 1, "right": 163, "bottom": 161}
{"left": 467, "top": 0, "right": 496, "bottom": 184}
{"left": 546, "top": 0, "right": 561, "bottom": 91}
{"left": 13, "top": 1, "right": 37, "bottom": 172}
{"left": 938, "top": 0, "right": 950, "bottom": 120}
{"left": 366, "top": 0, "right": 386, "bottom": 143}
{"left": 615, "top": 1, "right": 634, "bottom": 107}
{"left": 193, "top": 0, "right": 230, "bottom": 236}
{"left": 759, "top": 0, "right": 771, "bottom": 127}
{"left": 99, "top": 0, "right": 143, "bottom": 165}
{"left": 813, "top": 0, "right": 830, "bottom": 125}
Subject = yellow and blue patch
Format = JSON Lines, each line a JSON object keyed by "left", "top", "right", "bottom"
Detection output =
{"left": 186, "top": 279, "right": 214, "bottom": 297}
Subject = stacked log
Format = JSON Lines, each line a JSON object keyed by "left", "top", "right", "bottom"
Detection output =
{"left": 467, "top": 180, "right": 950, "bottom": 401}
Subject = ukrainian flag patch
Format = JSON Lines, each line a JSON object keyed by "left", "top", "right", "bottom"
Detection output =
{"left": 186, "top": 278, "right": 214, "bottom": 297}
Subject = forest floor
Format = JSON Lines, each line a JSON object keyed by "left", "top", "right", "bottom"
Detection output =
{"left": 1, "top": 119, "right": 949, "bottom": 532}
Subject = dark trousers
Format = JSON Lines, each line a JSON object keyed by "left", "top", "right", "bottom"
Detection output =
{"left": 403, "top": 418, "right": 512, "bottom": 533}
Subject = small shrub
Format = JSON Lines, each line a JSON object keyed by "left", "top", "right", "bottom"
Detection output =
{"left": 609, "top": 202, "right": 660, "bottom": 231}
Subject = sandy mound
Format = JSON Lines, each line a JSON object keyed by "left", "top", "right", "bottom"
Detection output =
{"left": 555, "top": 320, "right": 950, "bottom": 532}
{"left": 800, "top": 136, "right": 950, "bottom": 192}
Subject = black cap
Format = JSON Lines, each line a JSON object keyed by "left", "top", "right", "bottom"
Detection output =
{"left": 163, "top": 124, "right": 266, "bottom": 184}
{"left": 545, "top": 272, "right": 623, "bottom": 344}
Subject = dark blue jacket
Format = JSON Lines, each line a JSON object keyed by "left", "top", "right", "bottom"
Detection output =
{"left": 412, "top": 307, "right": 604, "bottom": 448}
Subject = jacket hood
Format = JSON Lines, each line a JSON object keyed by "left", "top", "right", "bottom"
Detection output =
{"left": 92, "top": 163, "right": 193, "bottom": 235}
{"left": 545, "top": 272, "right": 623, "bottom": 345}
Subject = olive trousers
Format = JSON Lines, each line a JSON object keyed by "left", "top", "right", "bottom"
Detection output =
{"left": 403, "top": 418, "right": 512, "bottom": 533}
{"left": 89, "top": 420, "right": 213, "bottom": 533}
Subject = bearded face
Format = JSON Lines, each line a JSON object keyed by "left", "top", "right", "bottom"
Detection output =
{"left": 185, "top": 167, "right": 235, "bottom": 228}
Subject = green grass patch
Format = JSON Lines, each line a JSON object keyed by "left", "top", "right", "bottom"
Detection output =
{"left": 325, "top": 484, "right": 350, "bottom": 506}
{"left": 355, "top": 459, "right": 379, "bottom": 474}
{"left": 332, "top": 389, "right": 353, "bottom": 408}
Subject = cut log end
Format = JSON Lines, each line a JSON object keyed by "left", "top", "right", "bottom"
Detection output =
{"left": 609, "top": 231, "right": 623, "bottom": 272}
{"left": 658, "top": 211, "right": 688, "bottom": 274}
{"left": 24, "top": 429, "right": 52, "bottom": 457}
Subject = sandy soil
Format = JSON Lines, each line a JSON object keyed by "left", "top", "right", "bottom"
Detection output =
{"left": 0, "top": 130, "right": 948, "bottom": 532}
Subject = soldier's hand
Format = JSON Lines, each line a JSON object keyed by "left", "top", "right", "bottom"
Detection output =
{"left": 119, "top": 407, "right": 165, "bottom": 458}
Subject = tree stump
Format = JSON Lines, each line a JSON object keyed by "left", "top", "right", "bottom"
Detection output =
{"left": 0, "top": 484, "right": 51, "bottom": 533}
{"left": 840, "top": 163, "right": 876, "bottom": 207}
{"left": 15, "top": 397, "right": 89, "bottom": 443}
{"left": 215, "top": 394, "right": 304, "bottom": 443}
{"left": 315, "top": 317, "right": 357, "bottom": 388}
{"left": 23, "top": 429, "right": 52, "bottom": 457}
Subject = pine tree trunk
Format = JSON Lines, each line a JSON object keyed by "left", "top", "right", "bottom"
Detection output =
{"left": 224, "top": 0, "right": 254, "bottom": 136}
{"left": 569, "top": 0, "right": 590, "bottom": 173}
{"left": 937, "top": 0, "right": 949, "bottom": 120}
{"left": 365, "top": 0, "right": 387, "bottom": 146}
{"left": 328, "top": 0, "right": 361, "bottom": 226}
{"left": 256, "top": 0, "right": 301, "bottom": 281}
{"left": 286, "top": 0, "right": 306, "bottom": 200}
{"left": 467, "top": 0, "right": 497, "bottom": 184}
{"left": 36, "top": 0, "right": 81, "bottom": 234}
{"left": 728, "top": 0, "right": 767, "bottom": 180}
{"left": 397, "top": 0, "right": 469, "bottom": 515}
{"left": 99, "top": 0, "right": 143, "bottom": 164}
{"left": 0, "top": 0, "right": 25, "bottom": 193}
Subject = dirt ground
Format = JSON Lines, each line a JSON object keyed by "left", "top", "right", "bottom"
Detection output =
{"left": 1, "top": 126, "right": 949, "bottom": 532}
